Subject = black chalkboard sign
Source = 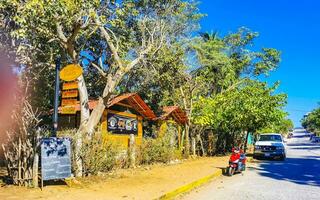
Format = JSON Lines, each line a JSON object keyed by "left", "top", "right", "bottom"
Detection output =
{"left": 41, "top": 137, "right": 71, "bottom": 181}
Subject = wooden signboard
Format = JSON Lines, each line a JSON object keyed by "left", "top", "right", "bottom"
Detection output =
{"left": 62, "top": 81, "right": 78, "bottom": 90}
{"left": 107, "top": 113, "right": 138, "bottom": 135}
{"left": 62, "top": 90, "right": 78, "bottom": 98}
{"left": 61, "top": 106, "right": 76, "bottom": 114}
{"left": 60, "top": 64, "right": 83, "bottom": 81}
{"left": 61, "top": 99, "right": 78, "bottom": 106}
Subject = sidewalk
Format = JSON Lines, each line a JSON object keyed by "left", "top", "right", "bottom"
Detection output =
{"left": 0, "top": 156, "right": 228, "bottom": 200}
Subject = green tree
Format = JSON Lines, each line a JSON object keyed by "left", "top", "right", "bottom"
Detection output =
{"left": 0, "top": 0, "right": 202, "bottom": 175}
{"left": 302, "top": 107, "right": 320, "bottom": 135}
{"left": 193, "top": 80, "right": 287, "bottom": 152}
{"left": 259, "top": 118, "right": 294, "bottom": 135}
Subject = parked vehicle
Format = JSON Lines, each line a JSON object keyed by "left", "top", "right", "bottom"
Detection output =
{"left": 253, "top": 133, "right": 286, "bottom": 160}
{"left": 311, "top": 136, "right": 320, "bottom": 143}
{"left": 227, "top": 147, "right": 246, "bottom": 176}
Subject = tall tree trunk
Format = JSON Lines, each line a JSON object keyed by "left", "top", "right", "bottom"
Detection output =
{"left": 32, "top": 152, "right": 39, "bottom": 187}
{"left": 191, "top": 136, "right": 196, "bottom": 156}
{"left": 197, "top": 134, "right": 206, "bottom": 156}
{"left": 74, "top": 73, "right": 121, "bottom": 176}
{"left": 74, "top": 75, "right": 90, "bottom": 177}
{"left": 180, "top": 87, "right": 191, "bottom": 158}
{"left": 77, "top": 75, "right": 90, "bottom": 131}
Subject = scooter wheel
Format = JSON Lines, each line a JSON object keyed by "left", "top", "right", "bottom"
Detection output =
{"left": 228, "top": 167, "right": 235, "bottom": 176}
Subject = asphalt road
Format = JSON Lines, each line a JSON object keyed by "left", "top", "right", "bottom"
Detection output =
{"left": 180, "top": 133, "right": 320, "bottom": 200}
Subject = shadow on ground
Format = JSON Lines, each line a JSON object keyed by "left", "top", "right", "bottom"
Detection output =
{"left": 250, "top": 150, "right": 320, "bottom": 186}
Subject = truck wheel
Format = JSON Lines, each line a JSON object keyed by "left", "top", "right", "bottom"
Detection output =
{"left": 279, "top": 155, "right": 286, "bottom": 161}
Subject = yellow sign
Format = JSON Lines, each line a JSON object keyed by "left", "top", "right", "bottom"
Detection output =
{"left": 61, "top": 106, "right": 76, "bottom": 114}
{"left": 61, "top": 99, "right": 78, "bottom": 106}
{"left": 62, "top": 90, "right": 78, "bottom": 98}
{"left": 62, "top": 81, "right": 78, "bottom": 90}
{"left": 60, "top": 64, "right": 83, "bottom": 81}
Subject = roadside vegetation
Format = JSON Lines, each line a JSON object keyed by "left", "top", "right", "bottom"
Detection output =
{"left": 302, "top": 107, "right": 320, "bottom": 135}
{"left": 0, "top": 0, "right": 293, "bottom": 184}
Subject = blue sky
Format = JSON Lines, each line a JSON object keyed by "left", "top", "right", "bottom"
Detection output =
{"left": 198, "top": 0, "right": 320, "bottom": 127}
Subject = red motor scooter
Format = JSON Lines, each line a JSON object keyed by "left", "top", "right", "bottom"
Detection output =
{"left": 227, "top": 147, "right": 246, "bottom": 176}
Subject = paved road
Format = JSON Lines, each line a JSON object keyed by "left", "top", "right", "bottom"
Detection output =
{"left": 180, "top": 134, "right": 320, "bottom": 200}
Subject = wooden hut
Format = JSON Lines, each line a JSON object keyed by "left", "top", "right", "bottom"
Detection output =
{"left": 156, "top": 106, "right": 188, "bottom": 148}
{"left": 58, "top": 93, "right": 156, "bottom": 148}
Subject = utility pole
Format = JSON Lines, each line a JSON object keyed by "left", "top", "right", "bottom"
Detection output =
{"left": 52, "top": 57, "right": 60, "bottom": 137}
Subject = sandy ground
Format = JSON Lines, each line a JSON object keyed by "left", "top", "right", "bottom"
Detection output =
{"left": 0, "top": 156, "right": 228, "bottom": 200}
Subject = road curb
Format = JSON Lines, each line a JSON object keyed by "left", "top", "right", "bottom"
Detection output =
{"left": 156, "top": 169, "right": 223, "bottom": 200}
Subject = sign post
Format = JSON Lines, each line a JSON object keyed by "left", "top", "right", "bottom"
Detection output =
{"left": 53, "top": 57, "right": 61, "bottom": 137}
{"left": 59, "top": 64, "right": 83, "bottom": 115}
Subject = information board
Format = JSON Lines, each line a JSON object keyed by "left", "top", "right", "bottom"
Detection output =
{"left": 41, "top": 137, "right": 71, "bottom": 181}
{"left": 107, "top": 113, "right": 138, "bottom": 135}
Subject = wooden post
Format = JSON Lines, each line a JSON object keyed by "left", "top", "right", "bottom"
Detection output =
{"left": 180, "top": 130, "right": 185, "bottom": 151}
{"left": 41, "top": 176, "right": 43, "bottom": 190}
{"left": 18, "top": 138, "right": 21, "bottom": 186}
{"left": 184, "top": 124, "right": 190, "bottom": 158}
{"left": 74, "top": 131, "right": 83, "bottom": 177}
{"left": 129, "top": 134, "right": 136, "bottom": 168}
{"left": 191, "top": 137, "right": 196, "bottom": 156}
{"left": 32, "top": 153, "right": 39, "bottom": 188}
{"left": 177, "top": 125, "right": 181, "bottom": 149}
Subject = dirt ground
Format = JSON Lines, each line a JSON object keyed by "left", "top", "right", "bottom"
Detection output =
{"left": 0, "top": 156, "right": 228, "bottom": 200}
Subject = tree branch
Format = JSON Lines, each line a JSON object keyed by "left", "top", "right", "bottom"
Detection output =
{"left": 126, "top": 46, "right": 152, "bottom": 71}
{"left": 91, "top": 62, "right": 107, "bottom": 77}
{"left": 55, "top": 21, "right": 67, "bottom": 44}
{"left": 94, "top": 14, "right": 124, "bottom": 70}
{"left": 68, "top": 22, "right": 82, "bottom": 45}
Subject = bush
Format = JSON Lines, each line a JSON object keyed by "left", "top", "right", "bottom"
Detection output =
{"left": 58, "top": 127, "right": 183, "bottom": 174}
{"left": 137, "top": 133, "right": 181, "bottom": 165}
{"left": 58, "top": 130, "right": 125, "bottom": 176}
{"left": 81, "top": 135, "right": 123, "bottom": 175}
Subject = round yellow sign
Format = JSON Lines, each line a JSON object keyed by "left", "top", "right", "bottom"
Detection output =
{"left": 60, "top": 64, "right": 83, "bottom": 81}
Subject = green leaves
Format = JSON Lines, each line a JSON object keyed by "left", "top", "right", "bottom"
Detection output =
{"left": 302, "top": 107, "right": 320, "bottom": 134}
{"left": 193, "top": 80, "right": 287, "bottom": 134}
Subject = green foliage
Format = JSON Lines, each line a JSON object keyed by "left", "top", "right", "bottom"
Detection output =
{"left": 193, "top": 80, "right": 287, "bottom": 152}
{"left": 58, "top": 130, "right": 124, "bottom": 175}
{"left": 136, "top": 132, "right": 181, "bottom": 165}
{"left": 302, "top": 107, "right": 320, "bottom": 134}
{"left": 0, "top": 0, "right": 202, "bottom": 114}
{"left": 259, "top": 118, "right": 294, "bottom": 134}
{"left": 224, "top": 27, "right": 281, "bottom": 77}
{"left": 121, "top": 44, "right": 187, "bottom": 111}
{"left": 194, "top": 80, "right": 287, "bottom": 132}
{"left": 1, "top": 0, "right": 289, "bottom": 156}
{"left": 81, "top": 135, "right": 123, "bottom": 175}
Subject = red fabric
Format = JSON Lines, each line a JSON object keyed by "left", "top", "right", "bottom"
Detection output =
{"left": 230, "top": 152, "right": 241, "bottom": 162}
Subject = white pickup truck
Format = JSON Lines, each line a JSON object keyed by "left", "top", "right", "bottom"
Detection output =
{"left": 253, "top": 133, "right": 286, "bottom": 161}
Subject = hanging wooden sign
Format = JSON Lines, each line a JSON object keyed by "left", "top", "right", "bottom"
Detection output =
{"left": 61, "top": 106, "right": 76, "bottom": 114}
{"left": 62, "top": 90, "right": 78, "bottom": 98}
{"left": 61, "top": 99, "right": 78, "bottom": 106}
{"left": 62, "top": 81, "right": 78, "bottom": 90}
{"left": 60, "top": 64, "right": 83, "bottom": 81}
